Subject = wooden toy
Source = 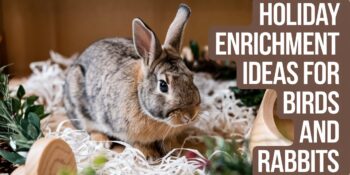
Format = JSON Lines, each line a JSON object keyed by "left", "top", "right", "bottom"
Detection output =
{"left": 11, "top": 138, "right": 77, "bottom": 175}
{"left": 249, "top": 89, "right": 294, "bottom": 154}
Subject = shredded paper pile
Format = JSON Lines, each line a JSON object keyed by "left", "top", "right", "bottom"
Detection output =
{"left": 17, "top": 51, "right": 256, "bottom": 174}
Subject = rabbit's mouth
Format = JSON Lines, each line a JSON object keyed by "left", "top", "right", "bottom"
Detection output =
{"left": 166, "top": 106, "right": 200, "bottom": 127}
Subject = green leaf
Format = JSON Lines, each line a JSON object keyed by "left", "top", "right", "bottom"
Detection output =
{"left": 92, "top": 155, "right": 108, "bottom": 168}
{"left": 40, "top": 113, "right": 50, "bottom": 119}
{"left": 0, "top": 84, "right": 7, "bottom": 99}
{"left": 24, "top": 96, "right": 39, "bottom": 107}
{"left": 13, "top": 138, "right": 33, "bottom": 150}
{"left": 190, "top": 40, "right": 200, "bottom": 60}
{"left": 25, "top": 105, "right": 45, "bottom": 116}
{"left": 18, "top": 119, "right": 29, "bottom": 137}
{"left": 4, "top": 99, "right": 12, "bottom": 113}
{"left": 0, "top": 74, "right": 5, "bottom": 83}
{"left": 28, "top": 112, "right": 40, "bottom": 130}
{"left": 229, "top": 87, "right": 265, "bottom": 107}
{"left": 11, "top": 98, "right": 21, "bottom": 114}
{"left": 16, "top": 85, "right": 26, "bottom": 99}
{"left": 81, "top": 166, "right": 96, "bottom": 175}
{"left": 27, "top": 123, "right": 39, "bottom": 140}
{"left": 26, "top": 113, "right": 41, "bottom": 140}
{"left": 14, "top": 147, "right": 29, "bottom": 152}
{"left": 0, "top": 100, "right": 11, "bottom": 120}
{"left": 0, "top": 149, "right": 26, "bottom": 164}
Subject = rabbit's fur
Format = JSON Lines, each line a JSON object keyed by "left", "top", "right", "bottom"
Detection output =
{"left": 64, "top": 4, "right": 202, "bottom": 158}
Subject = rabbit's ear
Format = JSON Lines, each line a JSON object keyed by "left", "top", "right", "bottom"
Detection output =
{"left": 133, "top": 18, "right": 162, "bottom": 67}
{"left": 164, "top": 4, "right": 191, "bottom": 52}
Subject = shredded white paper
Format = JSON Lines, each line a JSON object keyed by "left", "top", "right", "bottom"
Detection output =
{"left": 18, "top": 51, "right": 256, "bottom": 175}
{"left": 47, "top": 121, "right": 207, "bottom": 175}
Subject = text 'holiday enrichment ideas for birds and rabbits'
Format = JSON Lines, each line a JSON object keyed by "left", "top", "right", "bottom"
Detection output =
{"left": 208, "top": 0, "right": 349, "bottom": 174}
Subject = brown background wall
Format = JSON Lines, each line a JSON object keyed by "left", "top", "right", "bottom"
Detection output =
{"left": 0, "top": 0, "right": 252, "bottom": 76}
{"left": 0, "top": 0, "right": 7, "bottom": 69}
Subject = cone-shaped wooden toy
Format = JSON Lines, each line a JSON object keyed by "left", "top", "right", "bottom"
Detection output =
{"left": 249, "top": 89, "right": 294, "bottom": 155}
{"left": 11, "top": 138, "right": 77, "bottom": 175}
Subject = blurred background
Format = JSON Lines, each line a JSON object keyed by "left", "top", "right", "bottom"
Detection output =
{"left": 0, "top": 0, "right": 252, "bottom": 76}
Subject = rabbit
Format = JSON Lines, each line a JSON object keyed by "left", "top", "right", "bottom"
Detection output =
{"left": 63, "top": 4, "right": 203, "bottom": 158}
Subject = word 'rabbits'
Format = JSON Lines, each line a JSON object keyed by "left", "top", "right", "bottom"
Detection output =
{"left": 64, "top": 4, "right": 202, "bottom": 158}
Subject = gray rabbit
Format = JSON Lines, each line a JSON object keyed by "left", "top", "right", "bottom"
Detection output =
{"left": 64, "top": 4, "right": 202, "bottom": 158}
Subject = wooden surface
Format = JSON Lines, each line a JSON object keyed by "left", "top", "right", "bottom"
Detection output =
{"left": 1, "top": 0, "right": 252, "bottom": 76}
{"left": 12, "top": 138, "right": 77, "bottom": 175}
{"left": 0, "top": 0, "right": 7, "bottom": 70}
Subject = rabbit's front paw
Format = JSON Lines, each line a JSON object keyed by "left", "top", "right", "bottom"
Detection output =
{"left": 90, "top": 131, "right": 112, "bottom": 148}
{"left": 134, "top": 142, "right": 163, "bottom": 161}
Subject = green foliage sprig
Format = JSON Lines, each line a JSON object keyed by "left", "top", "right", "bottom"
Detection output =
{"left": 229, "top": 87, "right": 265, "bottom": 107}
{"left": 203, "top": 136, "right": 252, "bottom": 175}
{"left": 0, "top": 67, "right": 48, "bottom": 164}
{"left": 185, "top": 137, "right": 252, "bottom": 175}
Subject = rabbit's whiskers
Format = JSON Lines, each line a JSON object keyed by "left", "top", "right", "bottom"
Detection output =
{"left": 161, "top": 126, "right": 172, "bottom": 145}
{"left": 190, "top": 110, "right": 201, "bottom": 122}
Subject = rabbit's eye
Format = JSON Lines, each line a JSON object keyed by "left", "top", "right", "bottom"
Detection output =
{"left": 159, "top": 80, "right": 168, "bottom": 93}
